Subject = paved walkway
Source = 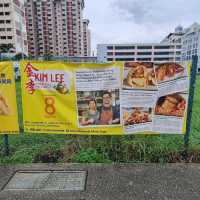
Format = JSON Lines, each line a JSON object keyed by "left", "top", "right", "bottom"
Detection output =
{"left": 0, "top": 164, "right": 200, "bottom": 200}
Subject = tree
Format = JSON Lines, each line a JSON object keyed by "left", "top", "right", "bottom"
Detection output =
{"left": 0, "top": 43, "right": 14, "bottom": 60}
{"left": 43, "top": 52, "right": 53, "bottom": 61}
{"left": 13, "top": 53, "right": 27, "bottom": 61}
{"left": 0, "top": 43, "right": 14, "bottom": 53}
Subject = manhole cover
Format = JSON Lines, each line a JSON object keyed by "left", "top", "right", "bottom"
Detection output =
{"left": 4, "top": 171, "right": 86, "bottom": 191}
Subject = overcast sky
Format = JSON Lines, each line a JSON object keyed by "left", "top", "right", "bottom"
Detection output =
{"left": 83, "top": 0, "right": 200, "bottom": 53}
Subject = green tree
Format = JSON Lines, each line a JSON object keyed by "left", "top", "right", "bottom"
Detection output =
{"left": 0, "top": 43, "right": 14, "bottom": 60}
{"left": 13, "top": 53, "right": 27, "bottom": 61}
{"left": 43, "top": 52, "right": 53, "bottom": 61}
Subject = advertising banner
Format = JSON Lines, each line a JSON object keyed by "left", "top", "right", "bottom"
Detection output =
{"left": 20, "top": 61, "right": 190, "bottom": 135}
{"left": 0, "top": 62, "right": 19, "bottom": 134}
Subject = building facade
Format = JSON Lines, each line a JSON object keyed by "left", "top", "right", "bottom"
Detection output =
{"left": 161, "top": 25, "right": 184, "bottom": 45}
{"left": 97, "top": 43, "right": 182, "bottom": 63}
{"left": 181, "top": 23, "right": 200, "bottom": 72}
{"left": 25, "top": 0, "right": 88, "bottom": 57}
{"left": 82, "top": 19, "right": 91, "bottom": 56}
{"left": 0, "top": 0, "right": 28, "bottom": 55}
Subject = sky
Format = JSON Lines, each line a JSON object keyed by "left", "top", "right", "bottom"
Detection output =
{"left": 83, "top": 0, "right": 200, "bottom": 54}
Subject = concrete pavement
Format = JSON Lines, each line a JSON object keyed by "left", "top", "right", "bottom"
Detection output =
{"left": 0, "top": 163, "right": 200, "bottom": 200}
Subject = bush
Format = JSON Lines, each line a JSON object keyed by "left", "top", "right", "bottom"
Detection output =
{"left": 73, "top": 148, "right": 112, "bottom": 163}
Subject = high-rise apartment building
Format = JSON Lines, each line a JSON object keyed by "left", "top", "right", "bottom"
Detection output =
{"left": 25, "top": 0, "right": 87, "bottom": 57}
{"left": 0, "top": 0, "right": 28, "bottom": 55}
{"left": 82, "top": 19, "right": 91, "bottom": 56}
{"left": 181, "top": 23, "right": 200, "bottom": 72}
{"left": 162, "top": 26, "right": 184, "bottom": 45}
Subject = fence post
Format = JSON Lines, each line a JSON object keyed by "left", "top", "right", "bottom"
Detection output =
{"left": 184, "top": 56, "right": 198, "bottom": 148}
{"left": 3, "top": 134, "right": 10, "bottom": 156}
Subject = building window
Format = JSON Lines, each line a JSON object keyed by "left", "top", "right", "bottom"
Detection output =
{"left": 137, "top": 52, "right": 152, "bottom": 55}
{"left": 6, "top": 20, "right": 11, "bottom": 24}
{"left": 154, "top": 57, "right": 170, "bottom": 61}
{"left": 115, "top": 58, "right": 135, "bottom": 61}
{"left": 137, "top": 58, "right": 151, "bottom": 61}
{"left": 115, "top": 46, "right": 135, "bottom": 50}
{"left": 107, "top": 52, "right": 113, "bottom": 56}
{"left": 107, "top": 58, "right": 113, "bottom": 61}
{"left": 115, "top": 52, "right": 135, "bottom": 56}
{"left": 154, "top": 46, "right": 170, "bottom": 49}
{"left": 7, "top": 36, "right": 12, "bottom": 39}
{"left": 0, "top": 36, "right": 6, "bottom": 39}
{"left": 137, "top": 46, "right": 152, "bottom": 49}
{"left": 154, "top": 52, "right": 170, "bottom": 55}
{"left": 0, "top": 12, "right": 4, "bottom": 16}
{"left": 4, "top": 3, "right": 9, "bottom": 7}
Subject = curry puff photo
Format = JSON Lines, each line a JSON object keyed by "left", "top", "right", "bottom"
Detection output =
{"left": 123, "top": 62, "right": 157, "bottom": 89}
{"left": 155, "top": 63, "right": 185, "bottom": 83}
{"left": 55, "top": 83, "right": 69, "bottom": 94}
{"left": 155, "top": 94, "right": 186, "bottom": 117}
{"left": 0, "top": 93, "right": 10, "bottom": 115}
{"left": 123, "top": 107, "right": 152, "bottom": 126}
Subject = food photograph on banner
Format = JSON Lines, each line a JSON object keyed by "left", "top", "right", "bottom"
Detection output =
{"left": 0, "top": 91, "right": 10, "bottom": 116}
{"left": 153, "top": 92, "right": 188, "bottom": 134}
{"left": 154, "top": 62, "right": 189, "bottom": 96}
{"left": 123, "top": 107, "right": 153, "bottom": 134}
{"left": 123, "top": 62, "right": 157, "bottom": 90}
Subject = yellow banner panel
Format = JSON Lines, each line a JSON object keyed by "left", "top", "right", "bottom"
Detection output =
{"left": 0, "top": 62, "right": 19, "bottom": 134}
{"left": 20, "top": 61, "right": 189, "bottom": 135}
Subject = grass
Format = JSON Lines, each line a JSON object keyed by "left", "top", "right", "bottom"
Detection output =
{"left": 0, "top": 76, "right": 200, "bottom": 164}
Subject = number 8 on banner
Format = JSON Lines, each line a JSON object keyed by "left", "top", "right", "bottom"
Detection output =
{"left": 45, "top": 97, "right": 56, "bottom": 115}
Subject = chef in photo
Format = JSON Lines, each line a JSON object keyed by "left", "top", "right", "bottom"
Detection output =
{"left": 99, "top": 91, "right": 120, "bottom": 125}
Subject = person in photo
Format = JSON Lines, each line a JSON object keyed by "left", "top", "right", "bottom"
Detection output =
{"left": 80, "top": 98, "right": 99, "bottom": 126}
{"left": 99, "top": 91, "right": 120, "bottom": 125}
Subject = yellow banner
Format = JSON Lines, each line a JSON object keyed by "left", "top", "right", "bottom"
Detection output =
{"left": 20, "top": 61, "right": 189, "bottom": 135}
{"left": 0, "top": 62, "right": 19, "bottom": 134}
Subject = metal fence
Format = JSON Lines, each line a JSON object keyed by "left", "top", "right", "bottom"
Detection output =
{"left": 1, "top": 56, "right": 199, "bottom": 163}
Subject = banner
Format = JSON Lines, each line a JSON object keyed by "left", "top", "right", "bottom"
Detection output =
{"left": 0, "top": 62, "right": 19, "bottom": 134}
{"left": 20, "top": 61, "right": 190, "bottom": 135}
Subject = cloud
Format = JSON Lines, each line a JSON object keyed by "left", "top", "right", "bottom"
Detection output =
{"left": 112, "top": 0, "right": 200, "bottom": 25}
{"left": 84, "top": 0, "right": 200, "bottom": 53}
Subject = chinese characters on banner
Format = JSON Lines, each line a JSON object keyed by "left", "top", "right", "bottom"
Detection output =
{"left": 0, "top": 62, "right": 19, "bottom": 134}
{"left": 20, "top": 61, "right": 190, "bottom": 135}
